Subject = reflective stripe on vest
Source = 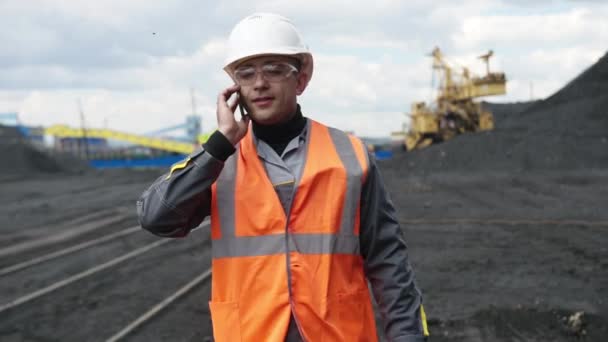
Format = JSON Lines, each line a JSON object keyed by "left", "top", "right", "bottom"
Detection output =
{"left": 209, "top": 119, "right": 377, "bottom": 342}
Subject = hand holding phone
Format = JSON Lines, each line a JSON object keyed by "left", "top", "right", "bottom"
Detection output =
{"left": 237, "top": 91, "right": 250, "bottom": 119}
{"left": 217, "top": 85, "right": 250, "bottom": 145}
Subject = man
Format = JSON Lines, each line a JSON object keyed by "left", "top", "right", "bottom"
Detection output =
{"left": 137, "top": 13, "right": 428, "bottom": 342}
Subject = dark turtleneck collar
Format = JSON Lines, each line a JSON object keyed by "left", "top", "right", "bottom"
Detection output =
{"left": 202, "top": 105, "right": 307, "bottom": 161}
{"left": 252, "top": 105, "right": 306, "bottom": 155}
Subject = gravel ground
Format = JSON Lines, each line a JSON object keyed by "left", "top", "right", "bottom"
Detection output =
{"left": 0, "top": 168, "right": 605, "bottom": 342}
{"left": 387, "top": 171, "right": 608, "bottom": 341}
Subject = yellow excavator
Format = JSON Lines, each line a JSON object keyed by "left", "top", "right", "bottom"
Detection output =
{"left": 402, "top": 47, "right": 507, "bottom": 150}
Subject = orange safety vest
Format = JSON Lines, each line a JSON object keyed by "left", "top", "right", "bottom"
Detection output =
{"left": 210, "top": 120, "right": 378, "bottom": 342}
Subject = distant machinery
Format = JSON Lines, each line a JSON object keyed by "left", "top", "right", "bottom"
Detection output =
{"left": 46, "top": 88, "right": 208, "bottom": 155}
{"left": 144, "top": 115, "right": 202, "bottom": 143}
{"left": 45, "top": 116, "right": 210, "bottom": 155}
{"left": 398, "top": 47, "right": 507, "bottom": 150}
{"left": 3, "top": 111, "right": 212, "bottom": 167}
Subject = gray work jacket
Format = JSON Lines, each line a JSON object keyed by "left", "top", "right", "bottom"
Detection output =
{"left": 137, "top": 119, "right": 427, "bottom": 342}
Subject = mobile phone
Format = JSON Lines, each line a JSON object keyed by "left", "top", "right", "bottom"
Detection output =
{"left": 237, "top": 91, "right": 249, "bottom": 118}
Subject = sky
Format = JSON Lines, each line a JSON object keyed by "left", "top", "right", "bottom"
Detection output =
{"left": 1, "top": 0, "right": 607, "bottom": 137}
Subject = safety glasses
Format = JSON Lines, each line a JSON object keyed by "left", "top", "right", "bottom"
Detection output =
{"left": 234, "top": 62, "right": 299, "bottom": 86}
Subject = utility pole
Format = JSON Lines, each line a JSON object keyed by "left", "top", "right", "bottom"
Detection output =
{"left": 77, "top": 99, "right": 90, "bottom": 160}
{"left": 529, "top": 81, "right": 534, "bottom": 101}
{"left": 190, "top": 87, "right": 202, "bottom": 144}
{"left": 191, "top": 87, "right": 201, "bottom": 134}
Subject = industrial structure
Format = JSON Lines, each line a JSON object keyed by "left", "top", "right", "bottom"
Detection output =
{"left": 43, "top": 115, "right": 209, "bottom": 168}
{"left": 396, "top": 47, "right": 507, "bottom": 150}
{"left": 45, "top": 115, "right": 207, "bottom": 156}
{"left": 0, "top": 111, "right": 210, "bottom": 168}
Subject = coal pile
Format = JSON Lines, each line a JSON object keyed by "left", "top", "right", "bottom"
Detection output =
{"left": 382, "top": 51, "right": 608, "bottom": 174}
{"left": 481, "top": 100, "right": 538, "bottom": 128}
{"left": 0, "top": 125, "right": 88, "bottom": 177}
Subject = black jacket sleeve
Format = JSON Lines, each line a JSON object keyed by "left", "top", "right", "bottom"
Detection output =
{"left": 360, "top": 152, "right": 427, "bottom": 342}
{"left": 136, "top": 131, "right": 235, "bottom": 237}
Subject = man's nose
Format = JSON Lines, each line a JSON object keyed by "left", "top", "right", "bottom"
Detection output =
{"left": 253, "top": 71, "right": 269, "bottom": 89}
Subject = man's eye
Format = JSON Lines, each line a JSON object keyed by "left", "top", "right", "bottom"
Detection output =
{"left": 236, "top": 69, "right": 255, "bottom": 79}
{"left": 264, "top": 65, "right": 286, "bottom": 75}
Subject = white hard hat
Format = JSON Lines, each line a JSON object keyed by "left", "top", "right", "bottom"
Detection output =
{"left": 224, "top": 13, "right": 313, "bottom": 88}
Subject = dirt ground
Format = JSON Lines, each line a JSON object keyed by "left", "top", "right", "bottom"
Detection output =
{"left": 0, "top": 52, "right": 606, "bottom": 341}
{"left": 382, "top": 168, "right": 608, "bottom": 341}
{"left": 0, "top": 166, "right": 606, "bottom": 341}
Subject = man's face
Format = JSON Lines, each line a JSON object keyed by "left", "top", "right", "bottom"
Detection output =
{"left": 234, "top": 55, "right": 307, "bottom": 125}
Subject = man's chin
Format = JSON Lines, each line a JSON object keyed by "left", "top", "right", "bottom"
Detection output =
{"left": 250, "top": 111, "right": 280, "bottom": 125}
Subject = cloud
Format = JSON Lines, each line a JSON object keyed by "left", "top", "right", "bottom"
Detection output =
{"left": 12, "top": 88, "right": 218, "bottom": 136}
{"left": 452, "top": 7, "right": 608, "bottom": 50}
{"left": 441, "top": 2, "right": 607, "bottom": 103}
{"left": 0, "top": 38, "right": 229, "bottom": 90}
{"left": 0, "top": 0, "right": 230, "bottom": 69}
{"left": 322, "top": 34, "right": 413, "bottom": 50}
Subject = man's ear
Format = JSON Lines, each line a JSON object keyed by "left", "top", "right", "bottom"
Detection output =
{"left": 295, "top": 72, "right": 309, "bottom": 95}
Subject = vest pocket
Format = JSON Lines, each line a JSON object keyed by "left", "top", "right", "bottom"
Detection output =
{"left": 209, "top": 301, "right": 242, "bottom": 342}
{"left": 327, "top": 290, "right": 377, "bottom": 342}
